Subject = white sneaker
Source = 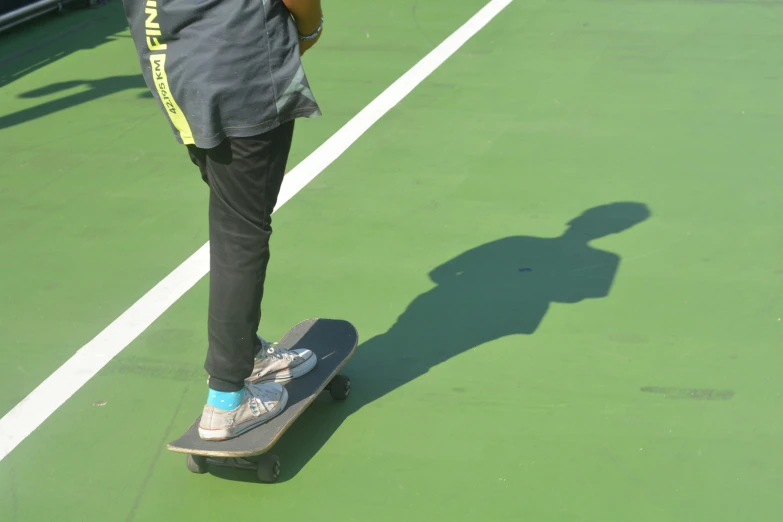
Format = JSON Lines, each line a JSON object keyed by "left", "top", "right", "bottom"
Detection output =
{"left": 198, "top": 381, "right": 288, "bottom": 441}
{"left": 248, "top": 335, "right": 316, "bottom": 384}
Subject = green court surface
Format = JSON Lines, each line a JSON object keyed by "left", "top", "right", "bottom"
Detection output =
{"left": 1, "top": 0, "right": 782, "bottom": 520}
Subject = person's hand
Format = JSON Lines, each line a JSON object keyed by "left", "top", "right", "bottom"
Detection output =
{"left": 296, "top": 16, "right": 323, "bottom": 56}
{"left": 283, "top": 0, "right": 324, "bottom": 56}
{"left": 283, "top": 0, "right": 323, "bottom": 55}
{"left": 299, "top": 27, "right": 322, "bottom": 56}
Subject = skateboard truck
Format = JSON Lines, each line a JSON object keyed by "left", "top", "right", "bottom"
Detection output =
{"left": 325, "top": 374, "right": 351, "bottom": 400}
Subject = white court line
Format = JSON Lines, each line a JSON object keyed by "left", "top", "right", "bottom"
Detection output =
{"left": 0, "top": 0, "right": 513, "bottom": 462}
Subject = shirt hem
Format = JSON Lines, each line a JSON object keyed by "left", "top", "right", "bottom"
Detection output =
{"left": 174, "top": 109, "right": 321, "bottom": 149}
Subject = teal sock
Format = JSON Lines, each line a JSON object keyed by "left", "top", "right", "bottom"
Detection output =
{"left": 207, "top": 388, "right": 244, "bottom": 411}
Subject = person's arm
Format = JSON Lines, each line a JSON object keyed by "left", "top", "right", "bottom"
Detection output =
{"left": 282, "top": 0, "right": 323, "bottom": 54}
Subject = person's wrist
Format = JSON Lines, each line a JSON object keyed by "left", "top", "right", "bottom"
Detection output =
{"left": 295, "top": 12, "right": 323, "bottom": 38}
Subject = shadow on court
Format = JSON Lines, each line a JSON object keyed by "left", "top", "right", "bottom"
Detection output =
{"left": 0, "top": 0, "right": 148, "bottom": 129}
{"left": 206, "top": 201, "right": 652, "bottom": 483}
{"left": 0, "top": 75, "right": 151, "bottom": 130}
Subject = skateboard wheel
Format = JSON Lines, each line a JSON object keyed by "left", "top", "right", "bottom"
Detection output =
{"left": 186, "top": 454, "right": 208, "bottom": 474}
{"left": 329, "top": 375, "right": 351, "bottom": 400}
{"left": 256, "top": 453, "right": 280, "bottom": 483}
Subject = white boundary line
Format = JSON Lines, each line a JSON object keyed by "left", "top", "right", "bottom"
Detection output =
{"left": 0, "top": 0, "right": 513, "bottom": 462}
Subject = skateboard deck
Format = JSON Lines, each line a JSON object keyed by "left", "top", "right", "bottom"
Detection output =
{"left": 167, "top": 318, "right": 358, "bottom": 481}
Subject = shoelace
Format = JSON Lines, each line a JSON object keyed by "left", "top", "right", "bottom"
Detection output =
{"left": 246, "top": 385, "right": 278, "bottom": 414}
{"left": 261, "top": 345, "right": 297, "bottom": 361}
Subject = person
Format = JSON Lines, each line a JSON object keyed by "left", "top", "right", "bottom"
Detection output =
{"left": 119, "top": 0, "right": 325, "bottom": 441}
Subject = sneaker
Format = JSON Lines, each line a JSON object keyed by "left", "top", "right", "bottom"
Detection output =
{"left": 248, "top": 335, "right": 317, "bottom": 383}
{"left": 198, "top": 381, "right": 288, "bottom": 441}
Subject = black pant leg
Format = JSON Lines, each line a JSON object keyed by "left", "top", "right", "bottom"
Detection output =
{"left": 189, "top": 121, "right": 294, "bottom": 392}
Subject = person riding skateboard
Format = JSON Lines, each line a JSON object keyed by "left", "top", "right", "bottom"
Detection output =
{"left": 119, "top": 0, "right": 324, "bottom": 441}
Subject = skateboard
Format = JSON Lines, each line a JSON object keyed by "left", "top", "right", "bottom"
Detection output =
{"left": 167, "top": 318, "right": 358, "bottom": 482}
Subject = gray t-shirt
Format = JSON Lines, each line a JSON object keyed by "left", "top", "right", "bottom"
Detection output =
{"left": 121, "top": 0, "right": 321, "bottom": 148}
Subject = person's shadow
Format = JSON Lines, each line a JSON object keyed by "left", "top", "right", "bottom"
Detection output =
{"left": 213, "top": 202, "right": 651, "bottom": 482}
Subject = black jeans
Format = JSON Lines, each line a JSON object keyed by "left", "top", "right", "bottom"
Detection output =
{"left": 187, "top": 121, "right": 295, "bottom": 392}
